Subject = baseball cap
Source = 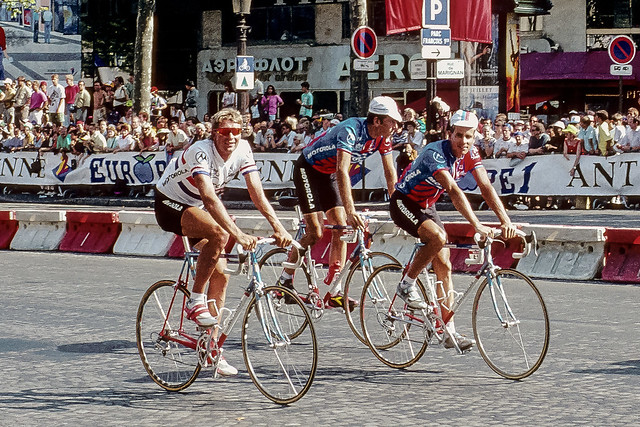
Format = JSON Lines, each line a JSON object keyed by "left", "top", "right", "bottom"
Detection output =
{"left": 3, "top": 78, "right": 12, "bottom": 85}
{"left": 569, "top": 115, "right": 580, "bottom": 124}
{"left": 330, "top": 118, "right": 340, "bottom": 126}
{"left": 450, "top": 110, "right": 479, "bottom": 129}
{"left": 368, "top": 96, "right": 402, "bottom": 123}
{"left": 552, "top": 120, "right": 566, "bottom": 130}
{"left": 513, "top": 131, "right": 524, "bottom": 136}
{"left": 151, "top": 86, "right": 158, "bottom": 93}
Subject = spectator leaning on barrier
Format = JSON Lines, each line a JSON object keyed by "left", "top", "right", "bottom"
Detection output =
{"left": 545, "top": 121, "right": 565, "bottom": 153}
{"left": 527, "top": 123, "right": 549, "bottom": 155}
{"left": 507, "top": 131, "right": 529, "bottom": 162}
{"left": 577, "top": 115, "right": 597, "bottom": 155}
{"left": 493, "top": 123, "right": 513, "bottom": 158}
{"left": 612, "top": 113, "right": 626, "bottom": 152}
{"left": 112, "top": 123, "right": 135, "bottom": 153}
{"left": 616, "top": 117, "right": 640, "bottom": 152}
{"left": 563, "top": 124, "right": 582, "bottom": 177}
{"left": 595, "top": 110, "right": 614, "bottom": 156}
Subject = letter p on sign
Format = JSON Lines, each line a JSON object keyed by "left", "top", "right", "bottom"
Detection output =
{"left": 422, "top": 0, "right": 449, "bottom": 29}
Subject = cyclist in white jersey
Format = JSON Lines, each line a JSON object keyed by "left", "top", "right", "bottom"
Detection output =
{"left": 154, "top": 108, "right": 292, "bottom": 373}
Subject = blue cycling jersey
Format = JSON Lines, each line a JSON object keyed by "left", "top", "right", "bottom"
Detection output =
{"left": 395, "top": 140, "right": 484, "bottom": 208}
{"left": 301, "top": 117, "right": 392, "bottom": 174}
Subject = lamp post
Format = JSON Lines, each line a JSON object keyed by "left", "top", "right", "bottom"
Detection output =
{"left": 232, "top": 0, "right": 252, "bottom": 113}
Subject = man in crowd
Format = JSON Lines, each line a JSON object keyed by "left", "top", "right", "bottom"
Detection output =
{"left": 47, "top": 74, "right": 65, "bottom": 125}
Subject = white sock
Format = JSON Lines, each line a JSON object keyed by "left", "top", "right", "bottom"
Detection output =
{"left": 280, "top": 271, "right": 293, "bottom": 280}
{"left": 190, "top": 292, "right": 206, "bottom": 305}
{"left": 399, "top": 276, "right": 416, "bottom": 289}
{"left": 447, "top": 320, "right": 457, "bottom": 335}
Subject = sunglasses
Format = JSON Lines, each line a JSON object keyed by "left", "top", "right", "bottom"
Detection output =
{"left": 216, "top": 127, "right": 241, "bottom": 137}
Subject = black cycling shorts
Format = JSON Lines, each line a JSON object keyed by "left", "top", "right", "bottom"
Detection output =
{"left": 154, "top": 189, "right": 189, "bottom": 236}
{"left": 389, "top": 191, "right": 444, "bottom": 238}
{"left": 293, "top": 155, "right": 342, "bottom": 214}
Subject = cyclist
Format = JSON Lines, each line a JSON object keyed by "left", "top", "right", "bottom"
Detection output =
{"left": 154, "top": 108, "right": 292, "bottom": 374}
{"left": 390, "top": 110, "right": 517, "bottom": 350}
{"left": 278, "top": 96, "right": 401, "bottom": 309}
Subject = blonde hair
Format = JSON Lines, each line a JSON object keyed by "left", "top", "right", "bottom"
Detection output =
{"left": 211, "top": 108, "right": 242, "bottom": 128}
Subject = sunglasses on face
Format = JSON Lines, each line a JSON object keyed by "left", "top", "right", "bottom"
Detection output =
{"left": 216, "top": 127, "right": 241, "bottom": 137}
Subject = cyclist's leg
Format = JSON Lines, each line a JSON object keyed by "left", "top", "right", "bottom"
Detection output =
{"left": 405, "top": 221, "right": 446, "bottom": 280}
{"left": 325, "top": 205, "right": 347, "bottom": 285}
{"left": 181, "top": 207, "right": 229, "bottom": 295}
{"left": 431, "top": 246, "right": 453, "bottom": 319}
{"left": 282, "top": 211, "right": 323, "bottom": 277}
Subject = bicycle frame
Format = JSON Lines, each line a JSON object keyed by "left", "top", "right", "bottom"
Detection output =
{"left": 156, "top": 242, "right": 291, "bottom": 365}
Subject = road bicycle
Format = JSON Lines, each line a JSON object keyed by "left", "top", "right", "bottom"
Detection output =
{"left": 360, "top": 229, "right": 550, "bottom": 380}
{"left": 136, "top": 237, "right": 318, "bottom": 404}
{"left": 258, "top": 196, "right": 398, "bottom": 344}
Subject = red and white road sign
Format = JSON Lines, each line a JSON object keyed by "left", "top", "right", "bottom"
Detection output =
{"left": 608, "top": 35, "right": 636, "bottom": 65}
{"left": 351, "top": 26, "right": 377, "bottom": 60}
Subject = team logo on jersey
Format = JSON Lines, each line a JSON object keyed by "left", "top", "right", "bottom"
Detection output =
{"left": 195, "top": 151, "right": 208, "bottom": 163}
{"left": 432, "top": 151, "right": 445, "bottom": 164}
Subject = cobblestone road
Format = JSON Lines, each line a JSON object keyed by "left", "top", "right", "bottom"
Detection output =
{"left": 2, "top": 251, "right": 639, "bottom": 426}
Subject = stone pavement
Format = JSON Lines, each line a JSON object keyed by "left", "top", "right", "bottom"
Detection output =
{"left": 1, "top": 251, "right": 639, "bottom": 426}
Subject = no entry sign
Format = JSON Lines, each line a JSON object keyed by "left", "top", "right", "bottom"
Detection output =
{"left": 608, "top": 35, "right": 636, "bottom": 65}
{"left": 351, "top": 26, "right": 377, "bottom": 59}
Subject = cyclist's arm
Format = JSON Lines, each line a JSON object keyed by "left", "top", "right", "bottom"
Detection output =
{"left": 193, "top": 174, "right": 253, "bottom": 246}
{"left": 381, "top": 152, "right": 397, "bottom": 196}
{"left": 336, "top": 149, "right": 364, "bottom": 230}
{"left": 244, "top": 171, "right": 293, "bottom": 247}
{"left": 435, "top": 170, "right": 490, "bottom": 237}
{"left": 471, "top": 167, "right": 517, "bottom": 239}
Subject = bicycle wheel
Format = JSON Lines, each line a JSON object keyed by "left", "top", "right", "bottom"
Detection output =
{"left": 472, "top": 269, "right": 550, "bottom": 380}
{"left": 259, "top": 248, "right": 311, "bottom": 338}
{"left": 136, "top": 280, "right": 201, "bottom": 391}
{"left": 360, "top": 264, "right": 429, "bottom": 369}
{"left": 242, "top": 286, "right": 318, "bottom": 405}
{"left": 343, "top": 251, "right": 400, "bottom": 345}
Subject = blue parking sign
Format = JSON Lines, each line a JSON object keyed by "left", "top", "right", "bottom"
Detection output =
{"left": 422, "top": 0, "right": 449, "bottom": 29}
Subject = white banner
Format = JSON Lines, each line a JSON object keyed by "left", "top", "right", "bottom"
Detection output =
{"left": 2, "top": 151, "right": 639, "bottom": 197}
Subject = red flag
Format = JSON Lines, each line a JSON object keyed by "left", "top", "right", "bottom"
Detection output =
{"left": 385, "top": 0, "right": 491, "bottom": 43}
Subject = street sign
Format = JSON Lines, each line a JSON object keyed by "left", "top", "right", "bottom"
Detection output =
{"left": 410, "top": 59, "right": 427, "bottom": 79}
{"left": 437, "top": 59, "right": 464, "bottom": 79}
{"left": 353, "top": 59, "right": 375, "bottom": 71}
{"left": 608, "top": 35, "right": 636, "bottom": 65}
{"left": 610, "top": 64, "right": 633, "bottom": 76}
{"left": 235, "top": 55, "right": 254, "bottom": 90}
{"left": 422, "top": 0, "right": 449, "bottom": 29}
{"left": 421, "top": 28, "right": 451, "bottom": 47}
{"left": 351, "top": 26, "right": 377, "bottom": 60}
{"left": 421, "top": 45, "right": 451, "bottom": 59}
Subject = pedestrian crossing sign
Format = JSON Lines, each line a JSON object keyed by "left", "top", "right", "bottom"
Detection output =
{"left": 235, "top": 55, "right": 254, "bottom": 90}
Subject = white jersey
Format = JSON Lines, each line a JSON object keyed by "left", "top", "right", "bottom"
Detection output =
{"left": 157, "top": 139, "right": 258, "bottom": 206}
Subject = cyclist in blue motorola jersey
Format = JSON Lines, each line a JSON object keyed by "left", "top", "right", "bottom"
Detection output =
{"left": 279, "top": 96, "right": 401, "bottom": 308}
{"left": 390, "top": 110, "right": 518, "bottom": 350}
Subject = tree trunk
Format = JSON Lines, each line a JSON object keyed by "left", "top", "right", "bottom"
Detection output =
{"left": 133, "top": 0, "right": 156, "bottom": 115}
{"left": 348, "top": 0, "right": 369, "bottom": 119}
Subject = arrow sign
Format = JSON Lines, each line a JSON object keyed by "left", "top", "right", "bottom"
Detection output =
{"left": 422, "top": 45, "right": 451, "bottom": 59}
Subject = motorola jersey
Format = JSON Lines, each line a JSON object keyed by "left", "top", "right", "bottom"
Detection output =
{"left": 157, "top": 139, "right": 258, "bottom": 207}
{"left": 301, "top": 117, "right": 392, "bottom": 174}
{"left": 395, "top": 140, "right": 484, "bottom": 209}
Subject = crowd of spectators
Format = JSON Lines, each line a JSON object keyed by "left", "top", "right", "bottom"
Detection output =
{"left": 0, "top": 73, "right": 204, "bottom": 158}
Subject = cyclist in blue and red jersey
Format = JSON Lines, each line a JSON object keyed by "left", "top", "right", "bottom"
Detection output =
{"left": 390, "top": 110, "right": 518, "bottom": 350}
{"left": 279, "top": 96, "right": 401, "bottom": 309}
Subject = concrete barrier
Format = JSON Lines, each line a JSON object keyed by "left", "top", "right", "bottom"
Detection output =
{"left": 113, "top": 211, "right": 175, "bottom": 257}
{"left": 59, "top": 211, "right": 121, "bottom": 254}
{"left": 10, "top": 210, "right": 67, "bottom": 251}
{"left": 601, "top": 228, "right": 640, "bottom": 283}
{"left": 0, "top": 210, "right": 18, "bottom": 249}
{"left": 517, "top": 224, "right": 606, "bottom": 280}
